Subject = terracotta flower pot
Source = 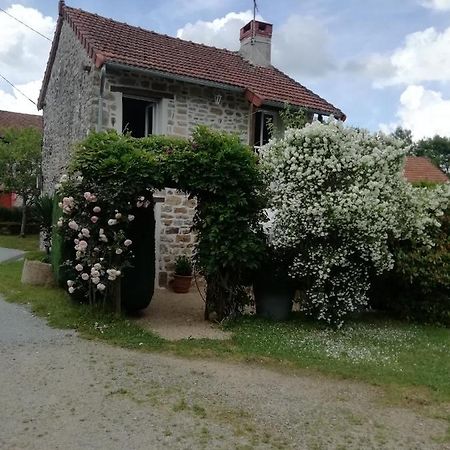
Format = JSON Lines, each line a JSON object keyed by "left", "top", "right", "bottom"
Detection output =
{"left": 21, "top": 259, "right": 55, "bottom": 286}
{"left": 172, "top": 274, "right": 192, "bottom": 293}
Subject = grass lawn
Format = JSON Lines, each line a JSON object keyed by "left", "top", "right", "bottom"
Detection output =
{"left": 0, "top": 234, "right": 40, "bottom": 252}
{"left": 1, "top": 255, "right": 450, "bottom": 407}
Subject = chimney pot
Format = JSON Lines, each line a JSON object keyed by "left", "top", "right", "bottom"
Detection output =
{"left": 239, "top": 20, "right": 273, "bottom": 67}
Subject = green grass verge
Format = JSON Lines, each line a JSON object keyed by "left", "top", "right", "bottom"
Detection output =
{"left": 226, "top": 315, "right": 450, "bottom": 402}
{"left": 0, "top": 234, "right": 40, "bottom": 252}
{"left": 1, "top": 256, "right": 450, "bottom": 405}
{"left": 0, "top": 258, "right": 165, "bottom": 350}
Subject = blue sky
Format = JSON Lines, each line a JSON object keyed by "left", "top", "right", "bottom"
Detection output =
{"left": 1, "top": 0, "right": 450, "bottom": 139}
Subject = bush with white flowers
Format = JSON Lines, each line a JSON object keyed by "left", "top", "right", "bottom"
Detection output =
{"left": 261, "top": 120, "right": 450, "bottom": 327}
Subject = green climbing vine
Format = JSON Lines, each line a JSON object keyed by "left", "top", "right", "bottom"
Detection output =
{"left": 55, "top": 126, "right": 266, "bottom": 320}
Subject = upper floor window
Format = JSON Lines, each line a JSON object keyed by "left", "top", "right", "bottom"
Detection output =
{"left": 122, "top": 97, "right": 157, "bottom": 137}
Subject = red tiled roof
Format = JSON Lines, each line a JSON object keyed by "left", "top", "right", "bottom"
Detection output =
{"left": 404, "top": 156, "right": 449, "bottom": 184}
{"left": 0, "top": 110, "right": 42, "bottom": 131}
{"left": 39, "top": 2, "right": 345, "bottom": 119}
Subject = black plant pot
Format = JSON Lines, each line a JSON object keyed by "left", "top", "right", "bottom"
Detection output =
{"left": 254, "top": 277, "right": 295, "bottom": 321}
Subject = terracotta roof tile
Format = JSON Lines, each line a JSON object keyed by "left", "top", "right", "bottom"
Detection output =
{"left": 39, "top": 3, "right": 345, "bottom": 119}
{"left": 0, "top": 110, "right": 42, "bottom": 130}
{"left": 404, "top": 156, "right": 449, "bottom": 184}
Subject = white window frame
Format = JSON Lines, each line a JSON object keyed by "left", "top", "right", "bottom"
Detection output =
{"left": 122, "top": 95, "right": 159, "bottom": 137}
{"left": 254, "top": 109, "right": 275, "bottom": 153}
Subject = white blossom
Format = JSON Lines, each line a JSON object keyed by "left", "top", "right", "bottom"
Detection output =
{"left": 261, "top": 120, "right": 450, "bottom": 326}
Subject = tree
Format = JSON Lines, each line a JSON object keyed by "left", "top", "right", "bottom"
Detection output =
{"left": 391, "top": 126, "right": 413, "bottom": 146}
{"left": 0, "top": 127, "right": 42, "bottom": 236}
{"left": 415, "top": 135, "right": 450, "bottom": 174}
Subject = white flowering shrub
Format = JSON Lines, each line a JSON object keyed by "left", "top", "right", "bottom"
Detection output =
{"left": 261, "top": 120, "right": 450, "bottom": 327}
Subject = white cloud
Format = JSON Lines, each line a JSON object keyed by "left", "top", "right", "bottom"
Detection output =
{"left": 0, "top": 4, "right": 55, "bottom": 113}
{"left": 0, "top": 80, "right": 41, "bottom": 114}
{"left": 272, "top": 15, "right": 334, "bottom": 77}
{"left": 177, "top": 12, "right": 334, "bottom": 78}
{"left": 177, "top": 11, "right": 256, "bottom": 50}
{"left": 362, "top": 27, "right": 450, "bottom": 87}
{"left": 421, "top": 0, "right": 450, "bottom": 11}
{"left": 380, "top": 85, "right": 450, "bottom": 140}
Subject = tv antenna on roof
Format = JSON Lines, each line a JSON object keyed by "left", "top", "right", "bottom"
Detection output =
{"left": 252, "top": 0, "right": 259, "bottom": 39}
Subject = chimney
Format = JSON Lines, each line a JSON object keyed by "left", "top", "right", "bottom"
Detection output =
{"left": 239, "top": 20, "right": 273, "bottom": 67}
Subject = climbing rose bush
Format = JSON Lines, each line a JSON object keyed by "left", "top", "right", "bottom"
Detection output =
{"left": 55, "top": 174, "right": 150, "bottom": 308}
{"left": 261, "top": 120, "right": 450, "bottom": 327}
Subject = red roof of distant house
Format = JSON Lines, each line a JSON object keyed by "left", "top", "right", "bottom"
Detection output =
{"left": 38, "top": 2, "right": 345, "bottom": 120}
{"left": 404, "top": 156, "right": 449, "bottom": 184}
{"left": 0, "top": 110, "right": 42, "bottom": 130}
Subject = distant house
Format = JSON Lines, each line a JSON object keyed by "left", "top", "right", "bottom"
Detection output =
{"left": 0, "top": 110, "right": 43, "bottom": 208}
{"left": 38, "top": 1, "right": 345, "bottom": 286}
{"left": 404, "top": 156, "right": 449, "bottom": 184}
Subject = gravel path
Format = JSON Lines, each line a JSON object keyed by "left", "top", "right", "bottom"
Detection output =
{"left": 0, "top": 247, "right": 24, "bottom": 263}
{"left": 1, "top": 297, "right": 448, "bottom": 450}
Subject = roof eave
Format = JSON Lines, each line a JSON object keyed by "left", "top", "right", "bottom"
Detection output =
{"left": 106, "top": 63, "right": 346, "bottom": 120}
{"left": 262, "top": 99, "right": 346, "bottom": 121}
{"left": 105, "top": 61, "right": 245, "bottom": 94}
{"left": 37, "top": 10, "right": 65, "bottom": 110}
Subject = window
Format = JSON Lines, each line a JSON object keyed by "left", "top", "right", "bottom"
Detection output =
{"left": 122, "top": 97, "right": 157, "bottom": 137}
{"left": 254, "top": 111, "right": 274, "bottom": 149}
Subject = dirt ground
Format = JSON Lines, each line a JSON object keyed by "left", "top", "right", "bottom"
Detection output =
{"left": 1, "top": 297, "right": 449, "bottom": 450}
{"left": 137, "top": 286, "right": 231, "bottom": 340}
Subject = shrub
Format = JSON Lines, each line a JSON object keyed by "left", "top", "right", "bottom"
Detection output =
{"left": 371, "top": 210, "right": 450, "bottom": 326}
{"left": 0, "top": 221, "right": 39, "bottom": 235}
{"left": 56, "top": 128, "right": 265, "bottom": 318}
{"left": 0, "top": 206, "right": 22, "bottom": 222}
{"left": 174, "top": 256, "right": 193, "bottom": 277}
{"left": 33, "top": 195, "right": 53, "bottom": 256}
{"left": 261, "top": 120, "right": 450, "bottom": 327}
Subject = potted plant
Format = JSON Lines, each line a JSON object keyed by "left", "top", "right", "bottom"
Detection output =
{"left": 253, "top": 246, "right": 295, "bottom": 321}
{"left": 172, "top": 255, "right": 193, "bottom": 293}
{"left": 21, "top": 195, "right": 54, "bottom": 286}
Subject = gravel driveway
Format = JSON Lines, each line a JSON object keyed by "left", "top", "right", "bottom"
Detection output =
{"left": 0, "top": 297, "right": 448, "bottom": 450}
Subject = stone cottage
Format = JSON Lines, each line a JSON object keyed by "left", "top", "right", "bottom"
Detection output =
{"left": 38, "top": 1, "right": 345, "bottom": 287}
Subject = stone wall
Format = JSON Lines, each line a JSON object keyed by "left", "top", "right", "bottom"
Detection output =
{"left": 103, "top": 68, "right": 251, "bottom": 141}
{"left": 41, "top": 21, "right": 100, "bottom": 193}
{"left": 155, "top": 190, "right": 197, "bottom": 286}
